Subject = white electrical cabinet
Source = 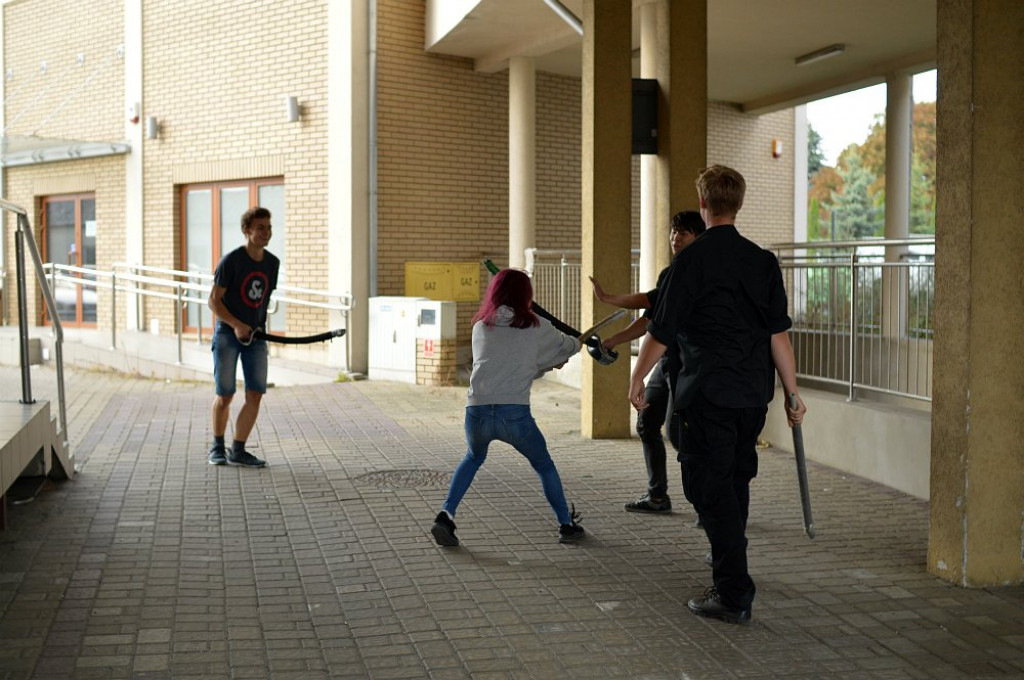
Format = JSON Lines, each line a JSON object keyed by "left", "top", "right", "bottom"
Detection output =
{"left": 414, "top": 300, "right": 456, "bottom": 341}
{"left": 368, "top": 296, "right": 427, "bottom": 383}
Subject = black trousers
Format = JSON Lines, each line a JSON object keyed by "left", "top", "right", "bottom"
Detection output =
{"left": 677, "top": 392, "right": 766, "bottom": 610}
{"left": 636, "top": 362, "right": 671, "bottom": 497}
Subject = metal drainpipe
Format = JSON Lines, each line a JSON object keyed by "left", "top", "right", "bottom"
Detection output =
{"left": 368, "top": 0, "right": 378, "bottom": 297}
{"left": 542, "top": 0, "right": 583, "bottom": 35}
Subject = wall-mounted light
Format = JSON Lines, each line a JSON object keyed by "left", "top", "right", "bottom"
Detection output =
{"left": 794, "top": 43, "right": 845, "bottom": 67}
{"left": 771, "top": 139, "right": 783, "bottom": 158}
{"left": 145, "top": 115, "right": 161, "bottom": 140}
{"left": 285, "top": 96, "right": 300, "bottom": 123}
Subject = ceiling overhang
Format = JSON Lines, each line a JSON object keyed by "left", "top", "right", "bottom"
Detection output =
{"left": 425, "top": 0, "right": 937, "bottom": 112}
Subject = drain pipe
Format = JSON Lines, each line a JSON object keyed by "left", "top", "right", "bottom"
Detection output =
{"left": 368, "top": 0, "right": 378, "bottom": 296}
{"left": 542, "top": 0, "right": 582, "bottom": 35}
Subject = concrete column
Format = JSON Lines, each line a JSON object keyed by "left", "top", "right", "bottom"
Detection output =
{"left": 638, "top": 2, "right": 659, "bottom": 290}
{"left": 580, "top": 0, "right": 632, "bottom": 438}
{"left": 508, "top": 56, "right": 536, "bottom": 270}
{"left": 667, "top": 0, "right": 706, "bottom": 217}
{"left": 124, "top": 0, "right": 144, "bottom": 331}
{"left": 328, "top": 0, "right": 371, "bottom": 373}
{"left": 930, "top": 0, "right": 1024, "bottom": 587}
{"left": 882, "top": 72, "right": 912, "bottom": 339}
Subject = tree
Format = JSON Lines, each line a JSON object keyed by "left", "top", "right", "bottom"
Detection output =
{"left": 807, "top": 124, "right": 825, "bottom": 177}
{"left": 831, "top": 149, "right": 879, "bottom": 239}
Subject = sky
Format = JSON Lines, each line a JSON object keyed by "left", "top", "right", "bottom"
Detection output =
{"left": 806, "top": 70, "right": 936, "bottom": 166}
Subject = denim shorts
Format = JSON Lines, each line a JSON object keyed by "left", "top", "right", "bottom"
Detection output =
{"left": 212, "top": 330, "right": 269, "bottom": 396}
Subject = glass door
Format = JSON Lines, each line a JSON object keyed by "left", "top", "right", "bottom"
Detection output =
{"left": 43, "top": 194, "right": 96, "bottom": 326}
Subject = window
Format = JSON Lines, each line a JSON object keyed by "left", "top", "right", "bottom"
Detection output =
{"left": 181, "top": 178, "right": 285, "bottom": 332}
{"left": 42, "top": 194, "right": 97, "bottom": 327}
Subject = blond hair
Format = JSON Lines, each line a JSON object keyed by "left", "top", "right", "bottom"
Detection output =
{"left": 696, "top": 165, "right": 746, "bottom": 218}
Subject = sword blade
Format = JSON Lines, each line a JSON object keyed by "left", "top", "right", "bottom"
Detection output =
{"left": 789, "top": 393, "right": 815, "bottom": 539}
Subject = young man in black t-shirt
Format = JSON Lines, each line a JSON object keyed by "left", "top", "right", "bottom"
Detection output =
{"left": 207, "top": 207, "right": 280, "bottom": 468}
{"left": 629, "top": 165, "right": 806, "bottom": 624}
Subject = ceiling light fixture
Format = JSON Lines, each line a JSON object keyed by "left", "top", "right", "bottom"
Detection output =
{"left": 794, "top": 43, "right": 846, "bottom": 67}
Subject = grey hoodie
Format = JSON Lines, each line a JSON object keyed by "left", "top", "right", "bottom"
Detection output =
{"left": 467, "top": 306, "right": 581, "bottom": 406}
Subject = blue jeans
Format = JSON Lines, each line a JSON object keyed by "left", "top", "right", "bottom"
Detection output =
{"left": 212, "top": 330, "right": 269, "bottom": 396}
{"left": 442, "top": 404, "right": 573, "bottom": 525}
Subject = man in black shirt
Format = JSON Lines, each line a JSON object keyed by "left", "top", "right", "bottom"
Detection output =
{"left": 590, "top": 211, "right": 705, "bottom": 513}
{"left": 628, "top": 165, "right": 806, "bottom": 624}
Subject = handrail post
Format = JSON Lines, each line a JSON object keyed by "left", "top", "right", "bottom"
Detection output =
{"left": 191, "top": 270, "right": 204, "bottom": 345}
{"left": 14, "top": 221, "right": 33, "bottom": 404}
{"left": 110, "top": 272, "right": 117, "bottom": 349}
{"left": 559, "top": 256, "right": 568, "bottom": 322}
{"left": 176, "top": 283, "right": 184, "bottom": 365}
{"left": 848, "top": 252, "right": 858, "bottom": 402}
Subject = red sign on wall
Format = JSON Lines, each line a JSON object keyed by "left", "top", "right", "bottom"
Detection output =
{"left": 423, "top": 339, "right": 434, "bottom": 357}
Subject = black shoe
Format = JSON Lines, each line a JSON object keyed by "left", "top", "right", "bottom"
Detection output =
{"left": 431, "top": 512, "right": 459, "bottom": 547}
{"left": 227, "top": 449, "right": 266, "bottom": 468}
{"left": 208, "top": 445, "right": 227, "bottom": 466}
{"left": 687, "top": 587, "right": 751, "bottom": 624}
{"left": 624, "top": 493, "right": 672, "bottom": 514}
{"left": 558, "top": 503, "right": 585, "bottom": 543}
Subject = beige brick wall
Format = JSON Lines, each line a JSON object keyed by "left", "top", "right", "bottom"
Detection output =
{"left": 708, "top": 102, "right": 795, "bottom": 247}
{"left": 3, "top": 0, "right": 124, "bottom": 144}
{"left": 141, "top": 0, "right": 329, "bottom": 338}
{"left": 3, "top": 0, "right": 125, "bottom": 329}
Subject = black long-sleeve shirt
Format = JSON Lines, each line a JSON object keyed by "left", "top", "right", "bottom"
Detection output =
{"left": 647, "top": 225, "right": 791, "bottom": 409}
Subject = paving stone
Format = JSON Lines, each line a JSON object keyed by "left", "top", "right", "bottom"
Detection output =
{"left": 0, "top": 364, "right": 1021, "bottom": 679}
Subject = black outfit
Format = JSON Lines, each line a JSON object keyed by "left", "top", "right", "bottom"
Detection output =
{"left": 648, "top": 225, "right": 791, "bottom": 612}
{"left": 635, "top": 264, "right": 675, "bottom": 498}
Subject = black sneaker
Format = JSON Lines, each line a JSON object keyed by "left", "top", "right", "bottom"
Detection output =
{"left": 558, "top": 504, "right": 585, "bottom": 544}
{"left": 624, "top": 493, "right": 672, "bottom": 514}
{"left": 227, "top": 449, "right": 266, "bottom": 468}
{"left": 208, "top": 445, "right": 227, "bottom": 466}
{"left": 431, "top": 512, "right": 459, "bottom": 547}
{"left": 687, "top": 587, "right": 751, "bottom": 624}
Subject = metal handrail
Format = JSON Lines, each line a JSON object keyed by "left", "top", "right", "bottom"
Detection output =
{"left": 0, "top": 197, "right": 69, "bottom": 451}
{"left": 771, "top": 236, "right": 935, "bottom": 403}
{"left": 40, "top": 260, "right": 354, "bottom": 367}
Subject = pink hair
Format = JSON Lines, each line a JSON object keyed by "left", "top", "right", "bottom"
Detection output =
{"left": 473, "top": 269, "right": 539, "bottom": 329}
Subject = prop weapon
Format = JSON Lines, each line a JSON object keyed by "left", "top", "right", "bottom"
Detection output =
{"left": 483, "top": 259, "right": 620, "bottom": 364}
{"left": 250, "top": 328, "right": 346, "bottom": 345}
{"left": 577, "top": 309, "right": 628, "bottom": 343}
{"left": 789, "top": 393, "right": 815, "bottom": 539}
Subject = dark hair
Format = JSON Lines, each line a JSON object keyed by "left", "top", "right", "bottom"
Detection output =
{"left": 241, "top": 206, "right": 271, "bottom": 231}
{"left": 473, "top": 269, "right": 539, "bottom": 329}
{"left": 671, "top": 210, "right": 706, "bottom": 237}
{"left": 696, "top": 165, "right": 746, "bottom": 217}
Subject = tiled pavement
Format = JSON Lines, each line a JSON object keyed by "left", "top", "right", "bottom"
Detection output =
{"left": 0, "top": 363, "right": 1022, "bottom": 679}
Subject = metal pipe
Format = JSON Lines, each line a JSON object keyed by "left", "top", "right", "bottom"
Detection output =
{"left": 110, "top": 272, "right": 117, "bottom": 349}
{"left": 848, "top": 253, "right": 857, "bottom": 402}
{"left": 15, "top": 223, "right": 32, "bottom": 404}
{"left": 176, "top": 283, "right": 183, "bottom": 364}
{"left": 542, "top": 0, "right": 583, "bottom": 35}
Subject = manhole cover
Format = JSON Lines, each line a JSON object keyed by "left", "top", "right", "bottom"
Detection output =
{"left": 354, "top": 469, "right": 452, "bottom": 489}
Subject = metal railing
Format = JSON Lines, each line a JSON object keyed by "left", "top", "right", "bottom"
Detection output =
{"left": 0, "top": 198, "right": 69, "bottom": 450}
{"left": 773, "top": 237, "right": 934, "bottom": 402}
{"left": 525, "top": 248, "right": 641, "bottom": 347}
{"left": 37, "top": 261, "right": 355, "bottom": 367}
{"left": 525, "top": 237, "right": 935, "bottom": 403}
